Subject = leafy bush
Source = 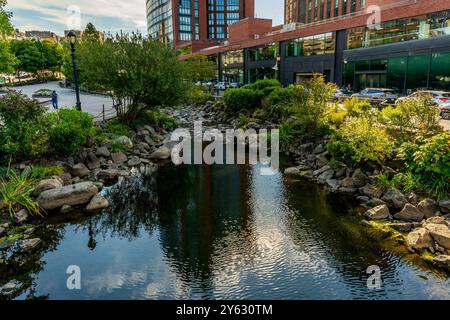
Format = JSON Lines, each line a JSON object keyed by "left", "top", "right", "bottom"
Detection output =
{"left": 223, "top": 88, "right": 261, "bottom": 111}
{"left": 47, "top": 109, "right": 94, "bottom": 156}
{"left": 379, "top": 94, "right": 442, "bottom": 143}
{"left": 187, "top": 86, "right": 213, "bottom": 106}
{"left": 145, "top": 110, "right": 177, "bottom": 131}
{"left": 330, "top": 117, "right": 394, "bottom": 165}
{"left": 243, "top": 79, "right": 281, "bottom": 92}
{"left": 343, "top": 98, "right": 371, "bottom": 117}
{"left": 26, "top": 165, "right": 64, "bottom": 180}
{"left": 278, "top": 120, "right": 294, "bottom": 148}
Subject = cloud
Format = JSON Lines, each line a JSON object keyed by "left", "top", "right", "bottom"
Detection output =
{"left": 6, "top": 0, "right": 147, "bottom": 35}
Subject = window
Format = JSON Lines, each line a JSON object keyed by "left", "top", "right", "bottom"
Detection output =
{"left": 285, "top": 32, "right": 335, "bottom": 57}
{"left": 429, "top": 53, "right": 450, "bottom": 91}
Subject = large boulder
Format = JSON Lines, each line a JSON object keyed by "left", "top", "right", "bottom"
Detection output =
{"left": 111, "top": 152, "right": 128, "bottom": 164}
{"left": 425, "top": 223, "right": 450, "bottom": 250}
{"left": 393, "top": 203, "right": 424, "bottom": 222}
{"left": 86, "top": 194, "right": 110, "bottom": 212}
{"left": 406, "top": 228, "right": 434, "bottom": 250}
{"left": 382, "top": 188, "right": 407, "bottom": 209}
{"left": 341, "top": 177, "right": 355, "bottom": 188}
{"left": 96, "top": 169, "right": 119, "bottom": 180}
{"left": 149, "top": 146, "right": 171, "bottom": 160}
{"left": 85, "top": 151, "right": 100, "bottom": 170}
{"left": 352, "top": 169, "right": 366, "bottom": 188}
{"left": 360, "top": 184, "right": 383, "bottom": 199}
{"left": 96, "top": 146, "right": 111, "bottom": 158}
{"left": 365, "top": 204, "right": 390, "bottom": 220}
{"left": 424, "top": 216, "right": 449, "bottom": 228}
{"left": 417, "top": 198, "right": 438, "bottom": 218}
{"left": 113, "top": 136, "right": 133, "bottom": 149}
{"left": 71, "top": 163, "right": 90, "bottom": 178}
{"left": 438, "top": 199, "right": 450, "bottom": 213}
{"left": 434, "top": 255, "right": 450, "bottom": 268}
{"left": 313, "top": 165, "right": 331, "bottom": 177}
{"left": 284, "top": 167, "right": 300, "bottom": 176}
{"left": 18, "top": 238, "right": 42, "bottom": 251}
{"left": 14, "top": 209, "right": 28, "bottom": 224}
{"left": 36, "top": 182, "right": 98, "bottom": 210}
{"left": 33, "top": 178, "right": 63, "bottom": 196}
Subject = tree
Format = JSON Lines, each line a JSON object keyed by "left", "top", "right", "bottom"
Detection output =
{"left": 83, "top": 22, "right": 100, "bottom": 42}
{"left": 184, "top": 54, "right": 216, "bottom": 82}
{"left": 0, "top": 0, "right": 13, "bottom": 38}
{"left": 41, "top": 39, "right": 64, "bottom": 72}
{"left": 77, "top": 33, "right": 189, "bottom": 122}
{"left": 10, "top": 40, "right": 46, "bottom": 74}
{"left": 0, "top": 40, "right": 16, "bottom": 74}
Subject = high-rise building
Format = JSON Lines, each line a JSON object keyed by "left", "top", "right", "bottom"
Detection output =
{"left": 285, "top": 0, "right": 366, "bottom": 24}
{"left": 146, "top": 0, "right": 255, "bottom": 51}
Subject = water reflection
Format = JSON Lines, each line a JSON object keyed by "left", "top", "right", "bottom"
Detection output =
{"left": 3, "top": 161, "right": 450, "bottom": 300}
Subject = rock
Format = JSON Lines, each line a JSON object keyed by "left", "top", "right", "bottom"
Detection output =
{"left": 111, "top": 152, "right": 128, "bottom": 164}
{"left": 284, "top": 167, "right": 300, "bottom": 176}
{"left": 390, "top": 222, "right": 418, "bottom": 233}
{"left": 86, "top": 194, "right": 110, "bottom": 212}
{"left": 365, "top": 204, "right": 390, "bottom": 220}
{"left": 424, "top": 216, "right": 449, "bottom": 228}
{"left": 326, "top": 179, "right": 340, "bottom": 190}
{"left": 434, "top": 255, "right": 450, "bottom": 268}
{"left": 394, "top": 203, "right": 424, "bottom": 222}
{"left": 299, "top": 170, "right": 314, "bottom": 179}
{"left": 341, "top": 177, "right": 355, "bottom": 188}
{"left": 438, "top": 199, "right": 450, "bottom": 213}
{"left": 425, "top": 224, "right": 450, "bottom": 250}
{"left": 85, "top": 151, "right": 100, "bottom": 170}
{"left": 418, "top": 198, "right": 438, "bottom": 218}
{"left": 93, "top": 182, "right": 103, "bottom": 191}
{"left": 351, "top": 169, "right": 366, "bottom": 188}
{"left": 334, "top": 167, "right": 346, "bottom": 179}
{"left": 382, "top": 188, "right": 407, "bottom": 209}
{"left": 143, "top": 125, "right": 156, "bottom": 135}
{"left": 317, "top": 169, "right": 334, "bottom": 182}
{"left": 14, "top": 209, "right": 28, "bottom": 224}
{"left": 0, "top": 280, "right": 23, "bottom": 296}
{"left": 96, "top": 146, "right": 111, "bottom": 158}
{"left": 37, "top": 182, "right": 98, "bottom": 210}
{"left": 34, "top": 178, "right": 63, "bottom": 196}
{"left": 71, "top": 163, "right": 90, "bottom": 178}
{"left": 60, "top": 205, "right": 73, "bottom": 214}
{"left": 18, "top": 238, "right": 41, "bottom": 251}
{"left": 406, "top": 228, "right": 434, "bottom": 250}
{"left": 367, "top": 198, "right": 386, "bottom": 207}
{"left": 0, "top": 227, "right": 6, "bottom": 237}
{"left": 338, "top": 187, "right": 357, "bottom": 194}
{"left": 60, "top": 173, "right": 72, "bottom": 185}
{"left": 127, "top": 156, "right": 142, "bottom": 167}
{"left": 149, "top": 146, "right": 171, "bottom": 160}
{"left": 359, "top": 184, "right": 383, "bottom": 199}
{"left": 96, "top": 169, "right": 119, "bottom": 180}
{"left": 357, "top": 196, "right": 370, "bottom": 203}
{"left": 360, "top": 220, "right": 373, "bottom": 228}
{"left": 313, "top": 144, "right": 324, "bottom": 154}
{"left": 313, "top": 165, "right": 331, "bottom": 177}
{"left": 113, "top": 136, "right": 133, "bottom": 149}
{"left": 406, "top": 192, "right": 420, "bottom": 206}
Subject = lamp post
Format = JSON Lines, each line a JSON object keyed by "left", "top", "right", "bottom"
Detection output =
{"left": 276, "top": 54, "right": 281, "bottom": 82}
{"left": 67, "top": 31, "right": 82, "bottom": 111}
{"left": 223, "top": 62, "right": 228, "bottom": 82}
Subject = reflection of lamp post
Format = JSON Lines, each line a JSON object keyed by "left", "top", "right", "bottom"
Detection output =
{"left": 223, "top": 62, "right": 228, "bottom": 82}
{"left": 276, "top": 54, "right": 281, "bottom": 82}
{"left": 67, "top": 31, "right": 82, "bottom": 111}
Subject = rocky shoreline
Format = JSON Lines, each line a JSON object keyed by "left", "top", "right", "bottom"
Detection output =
{"left": 1, "top": 102, "right": 449, "bottom": 295}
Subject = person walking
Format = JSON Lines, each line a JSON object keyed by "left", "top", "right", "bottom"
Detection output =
{"left": 51, "top": 91, "right": 58, "bottom": 110}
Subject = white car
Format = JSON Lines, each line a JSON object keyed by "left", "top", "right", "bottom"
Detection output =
{"left": 351, "top": 88, "right": 399, "bottom": 104}
{"left": 396, "top": 90, "right": 450, "bottom": 106}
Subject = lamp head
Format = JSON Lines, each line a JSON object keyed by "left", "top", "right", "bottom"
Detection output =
{"left": 67, "top": 30, "right": 77, "bottom": 45}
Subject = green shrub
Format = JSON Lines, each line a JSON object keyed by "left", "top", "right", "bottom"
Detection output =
{"left": 145, "top": 110, "right": 177, "bottom": 131}
{"left": 343, "top": 98, "right": 371, "bottom": 117}
{"left": 278, "top": 120, "right": 294, "bottom": 148}
{"left": 327, "top": 139, "right": 356, "bottom": 166}
{"left": 26, "top": 165, "right": 65, "bottom": 180}
{"left": 47, "top": 109, "right": 94, "bottom": 156}
{"left": 266, "top": 87, "right": 294, "bottom": 120}
{"left": 243, "top": 79, "right": 281, "bottom": 92}
{"left": 330, "top": 117, "right": 394, "bottom": 165}
{"left": 223, "top": 88, "right": 261, "bottom": 111}
{"left": 379, "top": 94, "right": 442, "bottom": 143}
{"left": 0, "top": 92, "right": 45, "bottom": 124}
{"left": 188, "top": 86, "right": 213, "bottom": 106}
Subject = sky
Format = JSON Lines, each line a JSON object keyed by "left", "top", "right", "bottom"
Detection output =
{"left": 6, "top": 0, "right": 284, "bottom": 36}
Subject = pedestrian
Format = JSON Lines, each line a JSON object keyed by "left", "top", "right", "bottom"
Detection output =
{"left": 51, "top": 90, "right": 58, "bottom": 110}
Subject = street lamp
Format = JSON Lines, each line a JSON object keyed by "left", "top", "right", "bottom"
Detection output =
{"left": 67, "top": 31, "right": 82, "bottom": 111}
{"left": 223, "top": 62, "right": 228, "bottom": 82}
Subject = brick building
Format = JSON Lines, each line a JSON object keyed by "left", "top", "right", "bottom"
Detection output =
{"left": 180, "top": 0, "right": 450, "bottom": 93}
{"left": 146, "top": 0, "right": 254, "bottom": 52}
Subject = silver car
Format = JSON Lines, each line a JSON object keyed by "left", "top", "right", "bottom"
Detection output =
{"left": 352, "top": 88, "right": 399, "bottom": 104}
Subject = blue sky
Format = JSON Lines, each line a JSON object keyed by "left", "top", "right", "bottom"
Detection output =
{"left": 6, "top": 0, "right": 284, "bottom": 35}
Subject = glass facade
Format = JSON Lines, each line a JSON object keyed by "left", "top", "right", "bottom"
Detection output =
{"left": 343, "top": 53, "right": 450, "bottom": 92}
{"left": 208, "top": 0, "right": 240, "bottom": 40}
{"left": 178, "top": 0, "right": 192, "bottom": 41}
{"left": 221, "top": 50, "right": 244, "bottom": 65}
{"left": 248, "top": 67, "right": 276, "bottom": 83}
{"left": 248, "top": 43, "right": 279, "bottom": 62}
{"left": 285, "top": 32, "right": 335, "bottom": 57}
{"left": 147, "top": 0, "right": 174, "bottom": 45}
{"left": 347, "top": 10, "right": 450, "bottom": 49}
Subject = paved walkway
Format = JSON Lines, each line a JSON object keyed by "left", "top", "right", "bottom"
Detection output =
{"left": 13, "top": 81, "right": 116, "bottom": 122}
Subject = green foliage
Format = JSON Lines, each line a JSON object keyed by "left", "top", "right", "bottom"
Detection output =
{"left": 236, "top": 113, "right": 249, "bottom": 129}
{"left": 243, "top": 79, "right": 281, "bottom": 92}
{"left": 144, "top": 110, "right": 177, "bottom": 131}
{"left": 98, "top": 121, "right": 132, "bottom": 140}
{"left": 47, "top": 109, "right": 94, "bottom": 156}
{"left": 223, "top": 88, "right": 262, "bottom": 111}
{"left": 184, "top": 54, "right": 216, "bottom": 82}
{"left": 0, "top": 40, "right": 17, "bottom": 74}
{"left": 0, "top": 0, "right": 13, "bottom": 37}
{"left": 73, "top": 33, "right": 190, "bottom": 122}
{"left": 343, "top": 98, "right": 371, "bottom": 117}
{"left": 83, "top": 22, "right": 101, "bottom": 42}
{"left": 25, "top": 165, "right": 64, "bottom": 180}
{"left": 278, "top": 120, "right": 294, "bottom": 148}
{"left": 0, "top": 168, "right": 42, "bottom": 220}
{"left": 188, "top": 85, "right": 213, "bottom": 106}
{"left": 379, "top": 94, "right": 442, "bottom": 143}
{"left": 330, "top": 117, "right": 394, "bottom": 165}
{"left": 110, "top": 142, "right": 128, "bottom": 153}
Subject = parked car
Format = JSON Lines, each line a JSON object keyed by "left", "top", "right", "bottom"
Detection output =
{"left": 333, "top": 87, "right": 353, "bottom": 102}
{"left": 439, "top": 104, "right": 450, "bottom": 120}
{"left": 396, "top": 90, "right": 450, "bottom": 106}
{"left": 214, "top": 82, "right": 230, "bottom": 91}
{"left": 229, "top": 82, "right": 241, "bottom": 89}
{"left": 351, "top": 88, "right": 399, "bottom": 104}
{"left": 32, "top": 89, "right": 53, "bottom": 99}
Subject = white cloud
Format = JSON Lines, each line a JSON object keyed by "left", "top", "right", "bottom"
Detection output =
{"left": 7, "top": 0, "right": 147, "bottom": 34}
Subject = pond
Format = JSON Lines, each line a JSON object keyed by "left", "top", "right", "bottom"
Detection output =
{"left": 7, "top": 161, "right": 450, "bottom": 300}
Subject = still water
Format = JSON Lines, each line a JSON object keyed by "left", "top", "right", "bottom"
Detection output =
{"left": 11, "top": 162, "right": 450, "bottom": 300}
